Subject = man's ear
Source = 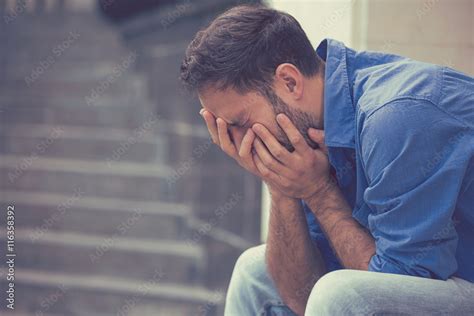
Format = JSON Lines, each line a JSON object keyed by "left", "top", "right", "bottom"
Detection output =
{"left": 274, "top": 63, "right": 304, "bottom": 100}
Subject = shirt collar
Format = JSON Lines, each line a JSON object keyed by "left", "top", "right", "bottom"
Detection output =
{"left": 316, "top": 39, "right": 356, "bottom": 149}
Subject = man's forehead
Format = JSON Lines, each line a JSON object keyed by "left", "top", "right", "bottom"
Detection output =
{"left": 198, "top": 90, "right": 249, "bottom": 123}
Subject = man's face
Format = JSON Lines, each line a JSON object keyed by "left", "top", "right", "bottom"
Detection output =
{"left": 198, "top": 87, "right": 320, "bottom": 152}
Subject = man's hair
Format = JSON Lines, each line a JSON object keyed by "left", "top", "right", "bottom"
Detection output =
{"left": 180, "top": 4, "right": 322, "bottom": 95}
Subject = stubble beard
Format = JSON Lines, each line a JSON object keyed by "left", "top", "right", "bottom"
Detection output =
{"left": 265, "top": 89, "right": 321, "bottom": 152}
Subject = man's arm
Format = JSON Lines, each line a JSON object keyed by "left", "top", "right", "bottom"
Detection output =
{"left": 266, "top": 191, "right": 325, "bottom": 316}
{"left": 305, "top": 183, "right": 375, "bottom": 270}
{"left": 199, "top": 110, "right": 329, "bottom": 315}
{"left": 251, "top": 114, "right": 376, "bottom": 270}
{"left": 358, "top": 100, "right": 464, "bottom": 279}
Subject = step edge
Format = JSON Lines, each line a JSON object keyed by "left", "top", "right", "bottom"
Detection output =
{"left": 0, "top": 228, "right": 203, "bottom": 258}
{"left": 0, "top": 190, "right": 191, "bottom": 216}
{"left": 0, "top": 268, "right": 223, "bottom": 304}
{"left": 0, "top": 154, "right": 175, "bottom": 178}
{"left": 0, "top": 123, "right": 158, "bottom": 143}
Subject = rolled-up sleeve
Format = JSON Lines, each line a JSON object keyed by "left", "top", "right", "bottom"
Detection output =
{"left": 360, "top": 99, "right": 469, "bottom": 280}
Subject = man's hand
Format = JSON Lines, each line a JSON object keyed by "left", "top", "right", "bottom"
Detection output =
{"left": 200, "top": 109, "right": 262, "bottom": 178}
{"left": 199, "top": 109, "right": 332, "bottom": 200}
{"left": 251, "top": 113, "right": 333, "bottom": 200}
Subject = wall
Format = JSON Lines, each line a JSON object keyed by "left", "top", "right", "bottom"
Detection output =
{"left": 353, "top": 0, "right": 473, "bottom": 75}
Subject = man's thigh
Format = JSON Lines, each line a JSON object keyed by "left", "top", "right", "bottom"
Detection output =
{"left": 306, "top": 269, "right": 474, "bottom": 315}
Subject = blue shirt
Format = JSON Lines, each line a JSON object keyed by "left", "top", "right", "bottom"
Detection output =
{"left": 303, "top": 39, "right": 474, "bottom": 282}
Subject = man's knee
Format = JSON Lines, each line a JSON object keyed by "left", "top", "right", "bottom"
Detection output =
{"left": 227, "top": 244, "right": 267, "bottom": 296}
{"left": 226, "top": 244, "right": 297, "bottom": 315}
{"left": 305, "top": 269, "right": 372, "bottom": 315}
{"left": 233, "top": 244, "right": 267, "bottom": 278}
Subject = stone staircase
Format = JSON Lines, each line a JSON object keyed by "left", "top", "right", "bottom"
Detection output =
{"left": 0, "top": 1, "right": 223, "bottom": 315}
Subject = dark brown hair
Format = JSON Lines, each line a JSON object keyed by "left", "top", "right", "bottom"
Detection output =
{"left": 180, "top": 4, "right": 321, "bottom": 95}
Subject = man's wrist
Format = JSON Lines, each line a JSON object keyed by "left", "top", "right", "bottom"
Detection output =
{"left": 304, "top": 179, "right": 347, "bottom": 217}
{"left": 306, "top": 178, "right": 337, "bottom": 203}
{"left": 269, "top": 188, "right": 302, "bottom": 215}
{"left": 270, "top": 189, "right": 299, "bottom": 205}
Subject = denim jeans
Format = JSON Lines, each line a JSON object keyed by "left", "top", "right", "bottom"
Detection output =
{"left": 224, "top": 244, "right": 474, "bottom": 315}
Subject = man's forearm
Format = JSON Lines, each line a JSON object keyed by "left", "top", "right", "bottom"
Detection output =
{"left": 305, "top": 184, "right": 375, "bottom": 270}
{"left": 266, "top": 191, "right": 325, "bottom": 316}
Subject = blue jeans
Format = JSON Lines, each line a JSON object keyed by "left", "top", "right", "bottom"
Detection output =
{"left": 224, "top": 245, "right": 474, "bottom": 315}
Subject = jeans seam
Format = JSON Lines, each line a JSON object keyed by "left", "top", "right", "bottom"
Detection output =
{"left": 258, "top": 299, "right": 291, "bottom": 316}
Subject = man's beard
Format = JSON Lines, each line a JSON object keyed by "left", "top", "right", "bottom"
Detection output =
{"left": 265, "top": 89, "right": 321, "bottom": 152}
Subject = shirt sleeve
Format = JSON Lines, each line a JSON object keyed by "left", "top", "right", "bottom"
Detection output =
{"left": 360, "top": 98, "right": 469, "bottom": 280}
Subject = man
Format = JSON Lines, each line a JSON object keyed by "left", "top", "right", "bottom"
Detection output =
{"left": 180, "top": 4, "right": 474, "bottom": 316}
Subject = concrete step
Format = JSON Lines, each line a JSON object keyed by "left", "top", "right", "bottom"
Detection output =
{"left": 3, "top": 45, "right": 130, "bottom": 64}
{"left": 1, "top": 57, "right": 137, "bottom": 79}
{"left": 0, "top": 75, "right": 142, "bottom": 99}
{"left": 0, "top": 91, "right": 149, "bottom": 108}
{"left": 0, "top": 190, "right": 191, "bottom": 240}
{"left": 0, "top": 155, "right": 181, "bottom": 202}
{"left": 2, "top": 13, "right": 121, "bottom": 37}
{"left": 2, "top": 34, "right": 124, "bottom": 52}
{"left": 0, "top": 122, "right": 214, "bottom": 167}
{"left": 3, "top": 61, "right": 135, "bottom": 82}
{"left": 0, "top": 134, "right": 165, "bottom": 163}
{"left": 0, "top": 228, "right": 205, "bottom": 284}
{"left": 0, "top": 268, "right": 222, "bottom": 316}
{"left": 0, "top": 103, "right": 155, "bottom": 129}
{"left": 0, "top": 124, "right": 167, "bottom": 163}
{"left": 1, "top": 28, "right": 122, "bottom": 44}
{"left": 4, "top": 11, "right": 116, "bottom": 30}
{"left": 2, "top": 66, "right": 149, "bottom": 102}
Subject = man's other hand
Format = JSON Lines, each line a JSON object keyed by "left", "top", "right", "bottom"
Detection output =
{"left": 200, "top": 109, "right": 262, "bottom": 178}
{"left": 251, "top": 113, "right": 332, "bottom": 200}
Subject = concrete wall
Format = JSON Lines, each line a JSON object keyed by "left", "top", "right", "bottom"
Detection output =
{"left": 271, "top": 0, "right": 355, "bottom": 46}
{"left": 353, "top": 0, "right": 473, "bottom": 75}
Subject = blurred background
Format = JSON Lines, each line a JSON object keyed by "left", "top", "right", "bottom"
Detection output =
{"left": 0, "top": 0, "right": 472, "bottom": 315}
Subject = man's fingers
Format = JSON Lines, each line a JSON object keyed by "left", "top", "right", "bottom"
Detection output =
{"left": 253, "top": 150, "right": 272, "bottom": 178}
{"left": 276, "top": 113, "right": 309, "bottom": 154}
{"left": 232, "top": 128, "right": 245, "bottom": 150}
{"left": 308, "top": 127, "right": 324, "bottom": 143}
{"left": 308, "top": 128, "right": 328, "bottom": 154}
{"left": 253, "top": 137, "right": 293, "bottom": 178}
{"left": 253, "top": 150, "right": 286, "bottom": 184}
{"left": 253, "top": 137, "right": 280, "bottom": 171}
{"left": 252, "top": 123, "right": 290, "bottom": 164}
{"left": 237, "top": 129, "right": 261, "bottom": 175}
{"left": 239, "top": 129, "right": 255, "bottom": 158}
{"left": 201, "top": 110, "right": 220, "bottom": 145}
{"left": 216, "top": 117, "right": 238, "bottom": 157}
